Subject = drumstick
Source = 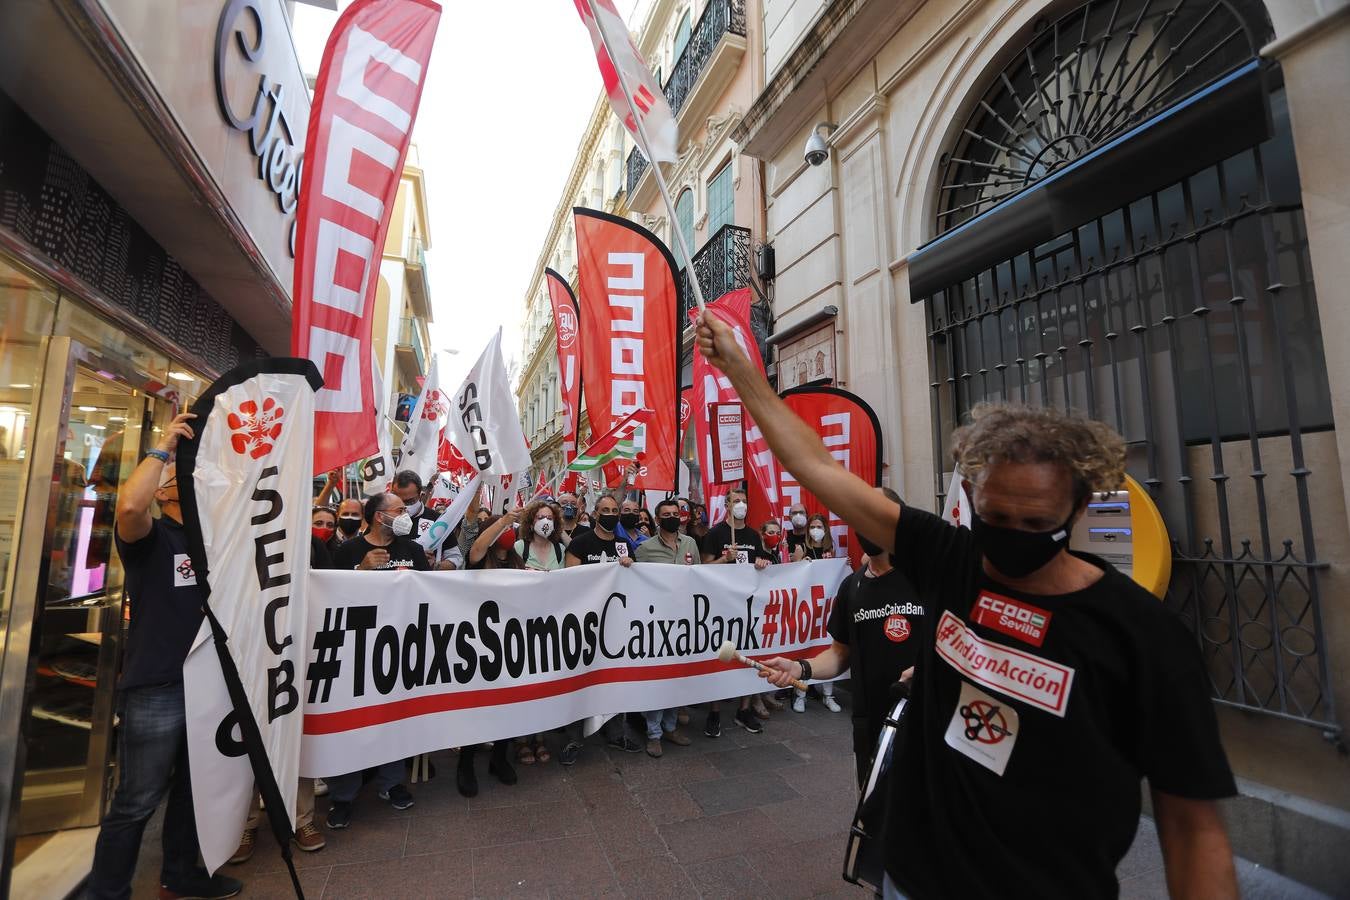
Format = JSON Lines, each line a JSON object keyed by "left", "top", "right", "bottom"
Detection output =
{"left": 718, "top": 641, "right": 810, "bottom": 691}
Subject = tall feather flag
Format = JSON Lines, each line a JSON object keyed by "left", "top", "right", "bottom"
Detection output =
{"left": 292, "top": 0, "right": 441, "bottom": 474}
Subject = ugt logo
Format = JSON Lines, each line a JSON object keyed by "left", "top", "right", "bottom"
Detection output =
{"left": 227, "top": 397, "right": 284, "bottom": 459}
{"left": 557, "top": 306, "right": 577, "bottom": 349}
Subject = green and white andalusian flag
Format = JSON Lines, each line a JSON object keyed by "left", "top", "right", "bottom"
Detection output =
{"left": 567, "top": 408, "right": 652, "bottom": 472}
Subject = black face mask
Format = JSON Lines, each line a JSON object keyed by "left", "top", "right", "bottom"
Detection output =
{"left": 596, "top": 513, "right": 620, "bottom": 533}
{"left": 620, "top": 512, "right": 640, "bottom": 529}
{"left": 336, "top": 516, "right": 362, "bottom": 535}
{"left": 856, "top": 532, "right": 884, "bottom": 558}
{"left": 971, "top": 511, "right": 1074, "bottom": 578}
{"left": 657, "top": 516, "right": 681, "bottom": 533}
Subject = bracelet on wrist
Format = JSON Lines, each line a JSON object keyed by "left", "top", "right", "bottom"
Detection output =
{"left": 145, "top": 449, "right": 170, "bottom": 463}
{"left": 799, "top": 659, "right": 813, "bottom": 681}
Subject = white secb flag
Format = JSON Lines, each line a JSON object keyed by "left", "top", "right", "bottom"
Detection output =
{"left": 180, "top": 361, "right": 320, "bottom": 874}
{"left": 575, "top": 0, "right": 678, "bottom": 163}
{"left": 400, "top": 354, "right": 447, "bottom": 486}
{"left": 446, "top": 329, "right": 532, "bottom": 477}
{"left": 418, "top": 472, "right": 481, "bottom": 555}
{"left": 360, "top": 356, "right": 395, "bottom": 498}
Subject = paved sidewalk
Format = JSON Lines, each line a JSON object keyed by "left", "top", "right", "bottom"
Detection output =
{"left": 127, "top": 691, "right": 1330, "bottom": 899}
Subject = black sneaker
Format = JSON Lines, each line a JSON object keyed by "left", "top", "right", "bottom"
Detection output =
{"left": 325, "top": 800, "right": 352, "bottom": 830}
{"left": 559, "top": 741, "right": 583, "bottom": 766}
{"left": 378, "top": 783, "right": 415, "bottom": 810}
{"left": 607, "top": 733, "right": 643, "bottom": 753}
{"left": 160, "top": 870, "right": 243, "bottom": 899}
{"left": 704, "top": 710, "right": 722, "bottom": 738}
{"left": 734, "top": 708, "right": 764, "bottom": 734}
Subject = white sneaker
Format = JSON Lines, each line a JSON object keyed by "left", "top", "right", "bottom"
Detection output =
{"left": 313, "top": 778, "right": 329, "bottom": 797}
{"left": 823, "top": 695, "right": 842, "bottom": 713}
{"left": 792, "top": 694, "right": 806, "bottom": 713}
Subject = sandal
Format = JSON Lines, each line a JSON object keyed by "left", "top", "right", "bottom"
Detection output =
{"left": 534, "top": 741, "right": 551, "bottom": 764}
{"left": 516, "top": 742, "right": 536, "bottom": 765}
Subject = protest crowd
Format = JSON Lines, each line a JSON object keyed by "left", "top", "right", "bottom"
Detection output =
{"left": 76, "top": 1, "right": 1249, "bottom": 896}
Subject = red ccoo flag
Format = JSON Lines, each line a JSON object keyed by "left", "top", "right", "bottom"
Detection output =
{"left": 292, "top": 0, "right": 441, "bottom": 475}
{"left": 545, "top": 268, "right": 583, "bottom": 465}
{"left": 574, "top": 209, "right": 680, "bottom": 490}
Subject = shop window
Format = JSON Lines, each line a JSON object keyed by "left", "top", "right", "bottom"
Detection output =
{"left": 0, "top": 257, "right": 57, "bottom": 615}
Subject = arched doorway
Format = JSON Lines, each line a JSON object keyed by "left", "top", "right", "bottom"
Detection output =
{"left": 910, "top": 0, "right": 1339, "bottom": 740}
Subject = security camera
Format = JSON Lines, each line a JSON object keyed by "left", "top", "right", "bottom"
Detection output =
{"left": 804, "top": 122, "right": 837, "bottom": 167}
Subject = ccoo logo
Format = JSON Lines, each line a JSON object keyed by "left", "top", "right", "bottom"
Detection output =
{"left": 227, "top": 397, "right": 284, "bottom": 459}
{"left": 557, "top": 306, "right": 578, "bottom": 350}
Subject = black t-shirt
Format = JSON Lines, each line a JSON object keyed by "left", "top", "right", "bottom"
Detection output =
{"left": 332, "top": 534, "right": 430, "bottom": 571}
{"left": 412, "top": 509, "right": 439, "bottom": 542}
{"left": 786, "top": 531, "right": 808, "bottom": 555}
{"left": 882, "top": 507, "right": 1235, "bottom": 899}
{"left": 565, "top": 528, "right": 632, "bottom": 564}
{"left": 701, "top": 520, "right": 771, "bottom": 563}
{"left": 311, "top": 535, "right": 333, "bottom": 570}
{"left": 115, "top": 517, "right": 205, "bottom": 690}
{"left": 826, "top": 566, "right": 923, "bottom": 746}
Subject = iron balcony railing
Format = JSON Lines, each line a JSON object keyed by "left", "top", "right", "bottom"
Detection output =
{"left": 624, "top": 0, "right": 746, "bottom": 196}
{"left": 679, "top": 224, "right": 751, "bottom": 321}
{"left": 398, "top": 316, "right": 426, "bottom": 375}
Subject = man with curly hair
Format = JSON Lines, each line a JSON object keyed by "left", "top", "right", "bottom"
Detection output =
{"left": 697, "top": 313, "right": 1237, "bottom": 899}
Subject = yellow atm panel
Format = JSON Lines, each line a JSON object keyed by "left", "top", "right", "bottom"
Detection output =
{"left": 1069, "top": 474, "right": 1171, "bottom": 599}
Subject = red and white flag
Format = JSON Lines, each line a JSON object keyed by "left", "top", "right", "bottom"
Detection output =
{"left": 776, "top": 387, "right": 883, "bottom": 567}
{"left": 545, "top": 268, "right": 583, "bottom": 463}
{"left": 574, "top": 209, "right": 680, "bottom": 490}
{"left": 292, "top": 0, "right": 441, "bottom": 474}
{"left": 399, "top": 353, "right": 446, "bottom": 485}
{"left": 689, "top": 289, "right": 777, "bottom": 524}
{"left": 573, "top": 0, "right": 677, "bottom": 163}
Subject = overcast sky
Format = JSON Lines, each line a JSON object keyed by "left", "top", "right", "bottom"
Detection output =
{"left": 290, "top": 0, "right": 642, "bottom": 388}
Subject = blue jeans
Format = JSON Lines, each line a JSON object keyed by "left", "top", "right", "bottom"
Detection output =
{"left": 87, "top": 682, "right": 201, "bottom": 899}
{"left": 325, "top": 760, "right": 404, "bottom": 803}
{"left": 643, "top": 709, "right": 677, "bottom": 740}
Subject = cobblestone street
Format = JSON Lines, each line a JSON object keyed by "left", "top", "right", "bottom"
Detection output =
{"left": 125, "top": 692, "right": 1329, "bottom": 899}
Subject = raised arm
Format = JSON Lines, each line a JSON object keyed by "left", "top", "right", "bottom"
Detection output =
{"left": 695, "top": 313, "right": 900, "bottom": 552}
{"left": 316, "top": 468, "right": 341, "bottom": 507}
{"left": 115, "top": 412, "right": 195, "bottom": 543}
{"left": 469, "top": 510, "right": 518, "bottom": 566}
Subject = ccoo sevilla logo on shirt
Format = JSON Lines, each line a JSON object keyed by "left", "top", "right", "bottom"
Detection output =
{"left": 226, "top": 398, "right": 285, "bottom": 459}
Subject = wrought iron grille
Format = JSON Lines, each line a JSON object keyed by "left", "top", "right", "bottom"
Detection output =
{"left": 665, "top": 0, "right": 746, "bottom": 117}
{"left": 921, "top": 85, "right": 1340, "bottom": 737}
{"left": 937, "top": 0, "right": 1272, "bottom": 234}
{"left": 627, "top": 146, "right": 649, "bottom": 197}
{"left": 679, "top": 223, "right": 751, "bottom": 322}
{"left": 624, "top": 0, "right": 747, "bottom": 197}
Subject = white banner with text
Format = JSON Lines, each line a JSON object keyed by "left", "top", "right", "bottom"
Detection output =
{"left": 299, "top": 558, "right": 849, "bottom": 776}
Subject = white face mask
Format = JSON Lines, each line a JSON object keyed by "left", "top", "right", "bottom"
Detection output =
{"left": 809, "top": 526, "right": 826, "bottom": 542}
{"left": 405, "top": 500, "right": 423, "bottom": 517}
{"left": 731, "top": 501, "right": 748, "bottom": 521}
{"left": 387, "top": 512, "right": 413, "bottom": 537}
{"left": 791, "top": 513, "right": 808, "bottom": 528}
{"left": 534, "top": 518, "right": 554, "bottom": 538}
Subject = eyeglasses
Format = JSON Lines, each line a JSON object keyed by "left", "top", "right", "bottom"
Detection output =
{"left": 658, "top": 514, "right": 681, "bottom": 521}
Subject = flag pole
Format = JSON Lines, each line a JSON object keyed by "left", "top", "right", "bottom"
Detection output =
{"left": 589, "top": 7, "right": 706, "bottom": 314}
